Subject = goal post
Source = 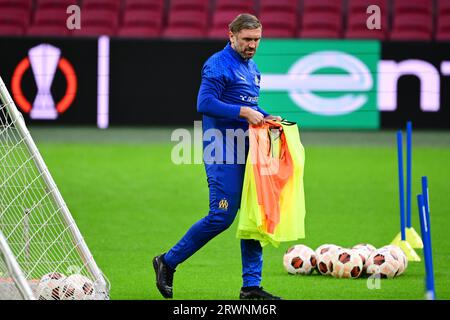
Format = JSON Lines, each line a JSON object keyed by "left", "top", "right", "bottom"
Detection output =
{"left": 0, "top": 75, "right": 109, "bottom": 300}
{"left": 0, "top": 230, "right": 36, "bottom": 300}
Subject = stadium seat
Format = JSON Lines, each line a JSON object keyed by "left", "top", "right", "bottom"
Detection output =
{"left": 347, "top": 0, "right": 387, "bottom": 14}
{"left": 345, "top": 11, "right": 387, "bottom": 40}
{"left": 35, "top": 0, "right": 78, "bottom": 9}
{"left": 27, "top": 7, "right": 69, "bottom": 36}
{"left": 118, "top": 9, "right": 163, "bottom": 37}
{"left": 71, "top": 8, "right": 119, "bottom": 36}
{"left": 118, "top": 25, "right": 161, "bottom": 37}
{"left": 208, "top": 10, "right": 243, "bottom": 39}
{"left": 124, "top": 0, "right": 165, "bottom": 11}
{"left": 437, "top": 0, "right": 450, "bottom": 15}
{"left": 214, "top": 0, "right": 255, "bottom": 13}
{"left": 169, "top": 0, "right": 209, "bottom": 11}
{"left": 390, "top": 13, "right": 433, "bottom": 41}
{"left": 82, "top": 0, "right": 122, "bottom": 12}
{"left": 302, "top": 0, "right": 342, "bottom": 14}
{"left": 259, "top": 0, "right": 299, "bottom": 13}
{"left": 0, "top": 25, "right": 25, "bottom": 36}
{"left": 0, "top": 8, "right": 30, "bottom": 29}
{"left": 436, "top": 0, "right": 450, "bottom": 40}
{"left": 258, "top": 11, "right": 297, "bottom": 38}
{"left": 163, "top": 10, "right": 208, "bottom": 38}
{"left": 27, "top": 24, "right": 70, "bottom": 36}
{"left": 299, "top": 12, "right": 342, "bottom": 39}
{"left": 436, "top": 20, "right": 450, "bottom": 41}
{"left": 0, "top": 0, "right": 33, "bottom": 11}
{"left": 0, "top": 1, "right": 32, "bottom": 36}
{"left": 393, "top": 0, "right": 433, "bottom": 15}
{"left": 390, "top": 0, "right": 434, "bottom": 40}
{"left": 70, "top": 25, "right": 115, "bottom": 36}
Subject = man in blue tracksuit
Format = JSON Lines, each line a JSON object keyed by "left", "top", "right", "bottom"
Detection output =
{"left": 153, "top": 14, "right": 281, "bottom": 300}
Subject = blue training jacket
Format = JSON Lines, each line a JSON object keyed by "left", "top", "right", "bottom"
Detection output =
{"left": 197, "top": 42, "right": 269, "bottom": 164}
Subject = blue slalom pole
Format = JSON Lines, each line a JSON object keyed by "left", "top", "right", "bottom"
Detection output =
{"left": 422, "top": 176, "right": 430, "bottom": 233}
{"left": 406, "top": 121, "right": 412, "bottom": 228}
{"left": 397, "top": 130, "right": 406, "bottom": 241}
{"left": 417, "top": 193, "right": 436, "bottom": 300}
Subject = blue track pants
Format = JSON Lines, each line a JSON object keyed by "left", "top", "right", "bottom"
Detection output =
{"left": 163, "top": 163, "right": 263, "bottom": 287}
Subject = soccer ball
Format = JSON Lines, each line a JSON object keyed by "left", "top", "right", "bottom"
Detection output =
{"left": 315, "top": 244, "right": 341, "bottom": 257}
{"left": 315, "top": 244, "right": 341, "bottom": 276}
{"left": 380, "top": 245, "right": 408, "bottom": 275}
{"left": 283, "top": 244, "right": 317, "bottom": 275}
{"left": 330, "top": 248, "right": 364, "bottom": 279}
{"left": 352, "top": 243, "right": 377, "bottom": 272}
{"left": 352, "top": 243, "right": 376, "bottom": 254}
{"left": 59, "top": 274, "right": 95, "bottom": 300}
{"left": 366, "top": 248, "right": 401, "bottom": 279}
{"left": 35, "top": 272, "right": 66, "bottom": 300}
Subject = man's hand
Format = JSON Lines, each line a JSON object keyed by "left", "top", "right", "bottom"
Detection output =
{"left": 264, "top": 115, "right": 282, "bottom": 122}
{"left": 239, "top": 107, "right": 265, "bottom": 125}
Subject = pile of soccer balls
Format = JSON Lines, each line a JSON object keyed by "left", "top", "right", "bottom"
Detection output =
{"left": 34, "top": 272, "right": 96, "bottom": 300}
{"left": 283, "top": 243, "right": 408, "bottom": 279}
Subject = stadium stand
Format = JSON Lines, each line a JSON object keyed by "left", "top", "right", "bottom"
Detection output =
{"left": 118, "top": 0, "right": 164, "bottom": 37}
{"left": 0, "top": 7, "right": 30, "bottom": 35}
{"left": 259, "top": 11, "right": 297, "bottom": 38}
{"left": 163, "top": 0, "right": 208, "bottom": 38}
{"left": 390, "top": 0, "right": 434, "bottom": 40}
{"left": 259, "top": 0, "right": 299, "bottom": 38}
{"left": 70, "top": 7, "right": 119, "bottom": 36}
{"left": 27, "top": 7, "right": 71, "bottom": 36}
{"left": 299, "top": 0, "right": 343, "bottom": 38}
{"left": 345, "top": 0, "right": 388, "bottom": 39}
{"left": 436, "top": 0, "right": 450, "bottom": 40}
{"left": 0, "top": 0, "right": 446, "bottom": 41}
{"left": 208, "top": 0, "right": 256, "bottom": 38}
{"left": 35, "top": 0, "right": 77, "bottom": 10}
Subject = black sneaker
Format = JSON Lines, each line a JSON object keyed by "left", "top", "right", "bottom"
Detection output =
{"left": 152, "top": 254, "right": 175, "bottom": 299}
{"left": 239, "top": 287, "right": 282, "bottom": 300}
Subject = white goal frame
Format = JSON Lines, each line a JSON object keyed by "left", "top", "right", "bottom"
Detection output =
{"left": 0, "top": 230, "right": 36, "bottom": 300}
{"left": 0, "top": 75, "right": 109, "bottom": 299}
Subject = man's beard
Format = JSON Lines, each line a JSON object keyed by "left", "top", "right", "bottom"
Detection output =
{"left": 240, "top": 47, "right": 255, "bottom": 59}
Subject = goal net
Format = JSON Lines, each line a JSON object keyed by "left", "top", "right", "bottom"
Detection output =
{"left": 0, "top": 76, "right": 109, "bottom": 300}
{"left": 0, "top": 230, "right": 35, "bottom": 300}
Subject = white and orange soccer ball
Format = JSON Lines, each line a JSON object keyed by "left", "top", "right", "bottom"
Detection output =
{"left": 352, "top": 243, "right": 377, "bottom": 272}
{"left": 352, "top": 243, "right": 376, "bottom": 254}
{"left": 330, "top": 248, "right": 364, "bottom": 279}
{"left": 59, "top": 274, "right": 95, "bottom": 300}
{"left": 283, "top": 244, "right": 317, "bottom": 275}
{"left": 366, "top": 248, "right": 401, "bottom": 279}
{"left": 35, "top": 272, "right": 66, "bottom": 300}
{"left": 380, "top": 245, "right": 408, "bottom": 276}
{"left": 315, "top": 244, "right": 341, "bottom": 276}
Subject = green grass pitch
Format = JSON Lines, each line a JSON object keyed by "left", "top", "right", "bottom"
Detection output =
{"left": 32, "top": 127, "right": 450, "bottom": 300}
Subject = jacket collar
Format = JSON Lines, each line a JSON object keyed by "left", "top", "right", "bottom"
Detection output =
{"left": 225, "top": 42, "right": 249, "bottom": 64}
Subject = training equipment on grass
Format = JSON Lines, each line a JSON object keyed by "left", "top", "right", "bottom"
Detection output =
{"left": 380, "top": 245, "right": 408, "bottom": 276}
{"left": 391, "top": 123, "right": 421, "bottom": 261}
{"left": 0, "top": 76, "right": 109, "bottom": 300}
{"left": 0, "top": 230, "right": 35, "bottom": 300}
{"left": 58, "top": 274, "right": 96, "bottom": 300}
{"left": 315, "top": 244, "right": 341, "bottom": 276}
{"left": 366, "top": 247, "right": 401, "bottom": 279}
{"left": 330, "top": 248, "right": 363, "bottom": 279}
{"left": 283, "top": 244, "right": 317, "bottom": 275}
{"left": 405, "top": 122, "right": 424, "bottom": 249}
{"left": 417, "top": 177, "right": 436, "bottom": 300}
{"left": 34, "top": 272, "right": 66, "bottom": 300}
{"left": 352, "top": 244, "right": 376, "bottom": 272}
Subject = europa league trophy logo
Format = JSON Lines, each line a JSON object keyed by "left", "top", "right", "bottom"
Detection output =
{"left": 28, "top": 44, "right": 61, "bottom": 120}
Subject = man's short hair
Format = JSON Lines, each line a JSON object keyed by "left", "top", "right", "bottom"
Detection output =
{"left": 228, "top": 13, "right": 262, "bottom": 34}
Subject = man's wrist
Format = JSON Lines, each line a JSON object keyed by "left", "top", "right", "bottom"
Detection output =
{"left": 239, "top": 106, "right": 249, "bottom": 118}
